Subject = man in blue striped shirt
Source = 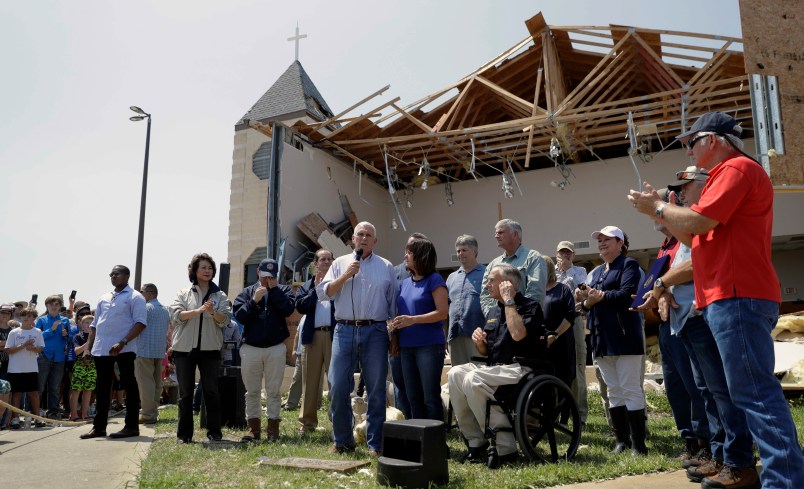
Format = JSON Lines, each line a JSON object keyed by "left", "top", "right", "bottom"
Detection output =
{"left": 135, "top": 283, "right": 170, "bottom": 424}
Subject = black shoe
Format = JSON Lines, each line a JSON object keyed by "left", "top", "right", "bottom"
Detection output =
{"left": 488, "top": 451, "right": 518, "bottom": 469}
{"left": 207, "top": 433, "right": 223, "bottom": 442}
{"left": 461, "top": 443, "right": 489, "bottom": 464}
{"left": 177, "top": 437, "right": 192, "bottom": 444}
{"left": 109, "top": 426, "right": 140, "bottom": 438}
{"left": 80, "top": 428, "right": 107, "bottom": 439}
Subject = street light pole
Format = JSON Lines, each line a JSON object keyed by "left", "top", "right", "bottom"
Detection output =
{"left": 130, "top": 106, "right": 151, "bottom": 291}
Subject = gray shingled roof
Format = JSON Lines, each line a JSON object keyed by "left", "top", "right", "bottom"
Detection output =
{"left": 236, "top": 61, "right": 336, "bottom": 127}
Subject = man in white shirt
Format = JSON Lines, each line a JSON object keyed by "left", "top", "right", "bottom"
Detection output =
{"left": 317, "top": 222, "right": 397, "bottom": 456}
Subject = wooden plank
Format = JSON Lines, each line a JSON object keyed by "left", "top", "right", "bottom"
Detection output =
{"left": 524, "top": 67, "right": 544, "bottom": 168}
{"left": 475, "top": 75, "right": 535, "bottom": 113}
{"left": 323, "top": 141, "right": 383, "bottom": 175}
{"left": 309, "top": 85, "right": 390, "bottom": 128}
{"left": 249, "top": 120, "right": 273, "bottom": 138}
{"left": 318, "top": 229, "right": 354, "bottom": 257}
{"left": 258, "top": 457, "right": 370, "bottom": 474}
{"left": 325, "top": 97, "right": 401, "bottom": 140}
{"left": 297, "top": 213, "right": 330, "bottom": 245}
{"left": 435, "top": 77, "right": 475, "bottom": 132}
{"left": 390, "top": 103, "right": 434, "bottom": 133}
{"left": 554, "top": 30, "right": 633, "bottom": 114}
{"left": 632, "top": 33, "right": 684, "bottom": 87}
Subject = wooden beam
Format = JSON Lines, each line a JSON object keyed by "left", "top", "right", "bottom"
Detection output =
{"left": 632, "top": 33, "right": 684, "bottom": 87}
{"left": 324, "top": 97, "right": 401, "bottom": 140}
{"left": 309, "top": 85, "right": 390, "bottom": 128}
{"left": 321, "top": 141, "right": 383, "bottom": 175}
{"left": 249, "top": 120, "right": 273, "bottom": 138}
{"left": 475, "top": 75, "right": 535, "bottom": 113}
{"left": 434, "top": 78, "right": 475, "bottom": 132}
{"left": 390, "top": 103, "right": 434, "bottom": 133}
{"left": 524, "top": 67, "right": 544, "bottom": 168}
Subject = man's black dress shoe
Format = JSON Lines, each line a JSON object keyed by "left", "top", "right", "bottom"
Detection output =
{"left": 108, "top": 426, "right": 140, "bottom": 438}
{"left": 80, "top": 428, "right": 107, "bottom": 439}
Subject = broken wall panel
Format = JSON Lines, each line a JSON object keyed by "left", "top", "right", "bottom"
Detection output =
{"left": 740, "top": 0, "right": 804, "bottom": 185}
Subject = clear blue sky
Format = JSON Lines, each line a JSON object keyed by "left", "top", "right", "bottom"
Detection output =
{"left": 0, "top": 0, "right": 742, "bottom": 305}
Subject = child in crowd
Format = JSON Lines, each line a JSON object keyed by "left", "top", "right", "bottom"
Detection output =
{"left": 69, "top": 315, "right": 96, "bottom": 421}
{"left": 3, "top": 309, "right": 45, "bottom": 429}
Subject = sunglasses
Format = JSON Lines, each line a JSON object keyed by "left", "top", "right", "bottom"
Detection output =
{"left": 683, "top": 133, "right": 710, "bottom": 151}
{"left": 676, "top": 169, "right": 709, "bottom": 180}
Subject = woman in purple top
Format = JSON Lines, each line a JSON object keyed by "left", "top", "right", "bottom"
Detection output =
{"left": 391, "top": 235, "right": 448, "bottom": 421}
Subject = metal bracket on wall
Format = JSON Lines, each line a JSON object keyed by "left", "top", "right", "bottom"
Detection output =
{"left": 749, "top": 74, "right": 785, "bottom": 175}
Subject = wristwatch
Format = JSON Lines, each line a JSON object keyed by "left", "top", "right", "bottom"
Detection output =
{"left": 120, "top": 338, "right": 129, "bottom": 345}
{"left": 654, "top": 277, "right": 665, "bottom": 289}
{"left": 504, "top": 299, "right": 516, "bottom": 307}
{"left": 655, "top": 202, "right": 667, "bottom": 218}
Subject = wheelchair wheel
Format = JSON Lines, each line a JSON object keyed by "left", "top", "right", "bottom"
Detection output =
{"left": 513, "top": 375, "right": 581, "bottom": 463}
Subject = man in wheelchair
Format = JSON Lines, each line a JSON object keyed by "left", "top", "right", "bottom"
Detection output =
{"left": 448, "top": 263, "right": 546, "bottom": 468}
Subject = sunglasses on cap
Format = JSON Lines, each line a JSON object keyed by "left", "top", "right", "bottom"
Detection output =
{"left": 676, "top": 169, "right": 709, "bottom": 181}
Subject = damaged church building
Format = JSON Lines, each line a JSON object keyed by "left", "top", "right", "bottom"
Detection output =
{"left": 226, "top": 9, "right": 804, "bottom": 372}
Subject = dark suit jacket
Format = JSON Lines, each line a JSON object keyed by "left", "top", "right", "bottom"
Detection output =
{"left": 586, "top": 254, "right": 644, "bottom": 357}
{"left": 295, "top": 278, "right": 336, "bottom": 345}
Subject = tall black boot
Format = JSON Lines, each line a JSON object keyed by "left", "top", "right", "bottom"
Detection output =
{"left": 609, "top": 406, "right": 631, "bottom": 454}
{"left": 627, "top": 408, "right": 648, "bottom": 455}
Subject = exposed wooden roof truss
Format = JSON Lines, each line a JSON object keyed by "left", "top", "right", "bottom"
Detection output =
{"left": 293, "top": 12, "right": 750, "bottom": 186}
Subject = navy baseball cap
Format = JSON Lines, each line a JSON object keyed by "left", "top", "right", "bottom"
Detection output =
{"left": 258, "top": 259, "right": 278, "bottom": 278}
{"left": 676, "top": 111, "right": 743, "bottom": 142}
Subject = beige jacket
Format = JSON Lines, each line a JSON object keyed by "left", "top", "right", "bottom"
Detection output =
{"left": 169, "top": 283, "right": 232, "bottom": 352}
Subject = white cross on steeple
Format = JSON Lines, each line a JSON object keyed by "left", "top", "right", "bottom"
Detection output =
{"left": 287, "top": 23, "right": 307, "bottom": 61}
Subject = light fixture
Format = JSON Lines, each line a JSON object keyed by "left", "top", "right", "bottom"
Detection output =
{"left": 445, "top": 181, "right": 454, "bottom": 206}
{"left": 550, "top": 180, "right": 568, "bottom": 191}
{"left": 130, "top": 106, "right": 147, "bottom": 115}
{"left": 549, "top": 137, "right": 561, "bottom": 159}
{"left": 418, "top": 158, "right": 431, "bottom": 190}
{"left": 390, "top": 217, "right": 399, "bottom": 230}
{"left": 502, "top": 172, "right": 514, "bottom": 199}
{"left": 129, "top": 115, "right": 147, "bottom": 121}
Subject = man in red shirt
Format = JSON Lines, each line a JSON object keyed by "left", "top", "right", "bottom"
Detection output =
{"left": 628, "top": 111, "right": 803, "bottom": 489}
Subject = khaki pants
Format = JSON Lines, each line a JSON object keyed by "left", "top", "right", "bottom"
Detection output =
{"left": 448, "top": 362, "right": 529, "bottom": 456}
{"left": 299, "top": 329, "right": 332, "bottom": 429}
{"left": 134, "top": 357, "right": 163, "bottom": 422}
{"left": 240, "top": 343, "right": 286, "bottom": 420}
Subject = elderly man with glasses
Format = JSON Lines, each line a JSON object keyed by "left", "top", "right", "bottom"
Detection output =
{"left": 629, "top": 111, "right": 804, "bottom": 489}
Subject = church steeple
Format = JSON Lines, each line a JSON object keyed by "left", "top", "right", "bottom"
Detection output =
{"left": 235, "top": 60, "right": 335, "bottom": 130}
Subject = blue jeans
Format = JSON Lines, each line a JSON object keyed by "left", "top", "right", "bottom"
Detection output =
{"left": 658, "top": 322, "right": 709, "bottom": 442}
{"left": 389, "top": 354, "right": 411, "bottom": 418}
{"left": 37, "top": 356, "right": 65, "bottom": 414}
{"left": 400, "top": 344, "right": 445, "bottom": 421}
{"left": 679, "top": 315, "right": 752, "bottom": 465}
{"left": 329, "top": 322, "right": 388, "bottom": 451}
{"left": 704, "top": 298, "right": 804, "bottom": 488}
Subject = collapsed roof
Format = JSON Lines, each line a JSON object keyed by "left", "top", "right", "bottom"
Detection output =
{"left": 289, "top": 12, "right": 750, "bottom": 188}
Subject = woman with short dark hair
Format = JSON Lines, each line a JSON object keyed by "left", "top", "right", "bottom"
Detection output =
{"left": 391, "top": 236, "right": 448, "bottom": 421}
{"left": 169, "top": 253, "right": 232, "bottom": 443}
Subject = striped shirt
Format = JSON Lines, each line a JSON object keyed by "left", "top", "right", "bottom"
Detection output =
{"left": 137, "top": 298, "right": 170, "bottom": 358}
{"left": 318, "top": 250, "right": 397, "bottom": 322}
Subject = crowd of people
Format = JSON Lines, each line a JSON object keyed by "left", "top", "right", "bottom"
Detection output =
{"left": 1, "top": 111, "right": 802, "bottom": 489}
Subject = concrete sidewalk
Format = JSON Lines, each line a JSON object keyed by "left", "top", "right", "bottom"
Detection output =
{"left": 0, "top": 418, "right": 155, "bottom": 489}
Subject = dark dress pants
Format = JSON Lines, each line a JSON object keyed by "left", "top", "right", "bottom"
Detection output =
{"left": 174, "top": 349, "right": 222, "bottom": 440}
{"left": 94, "top": 352, "right": 140, "bottom": 431}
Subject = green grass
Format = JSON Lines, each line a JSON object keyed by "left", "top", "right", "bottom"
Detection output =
{"left": 138, "top": 391, "right": 804, "bottom": 488}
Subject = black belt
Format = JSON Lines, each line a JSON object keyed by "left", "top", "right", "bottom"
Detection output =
{"left": 315, "top": 327, "right": 332, "bottom": 332}
{"left": 338, "top": 320, "right": 383, "bottom": 326}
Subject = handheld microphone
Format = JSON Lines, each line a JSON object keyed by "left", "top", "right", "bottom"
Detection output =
{"left": 355, "top": 248, "right": 364, "bottom": 259}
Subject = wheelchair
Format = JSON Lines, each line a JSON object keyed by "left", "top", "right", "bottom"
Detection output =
{"left": 474, "top": 355, "right": 582, "bottom": 468}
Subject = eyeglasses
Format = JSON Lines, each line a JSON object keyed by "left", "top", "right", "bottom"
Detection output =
{"left": 684, "top": 133, "right": 710, "bottom": 151}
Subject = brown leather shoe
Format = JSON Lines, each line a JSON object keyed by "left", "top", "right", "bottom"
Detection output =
{"left": 701, "top": 465, "right": 760, "bottom": 489}
{"left": 241, "top": 418, "right": 261, "bottom": 442}
{"left": 138, "top": 417, "right": 156, "bottom": 425}
{"left": 687, "top": 459, "right": 724, "bottom": 482}
{"left": 108, "top": 426, "right": 140, "bottom": 438}
{"left": 329, "top": 444, "right": 356, "bottom": 454}
{"left": 80, "top": 428, "right": 107, "bottom": 439}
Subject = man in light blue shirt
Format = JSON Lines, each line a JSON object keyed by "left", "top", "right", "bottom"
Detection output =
{"left": 480, "top": 219, "right": 547, "bottom": 316}
{"left": 81, "top": 265, "right": 146, "bottom": 440}
{"left": 446, "top": 234, "right": 485, "bottom": 367}
{"left": 318, "top": 221, "right": 397, "bottom": 456}
{"left": 134, "top": 283, "right": 170, "bottom": 424}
